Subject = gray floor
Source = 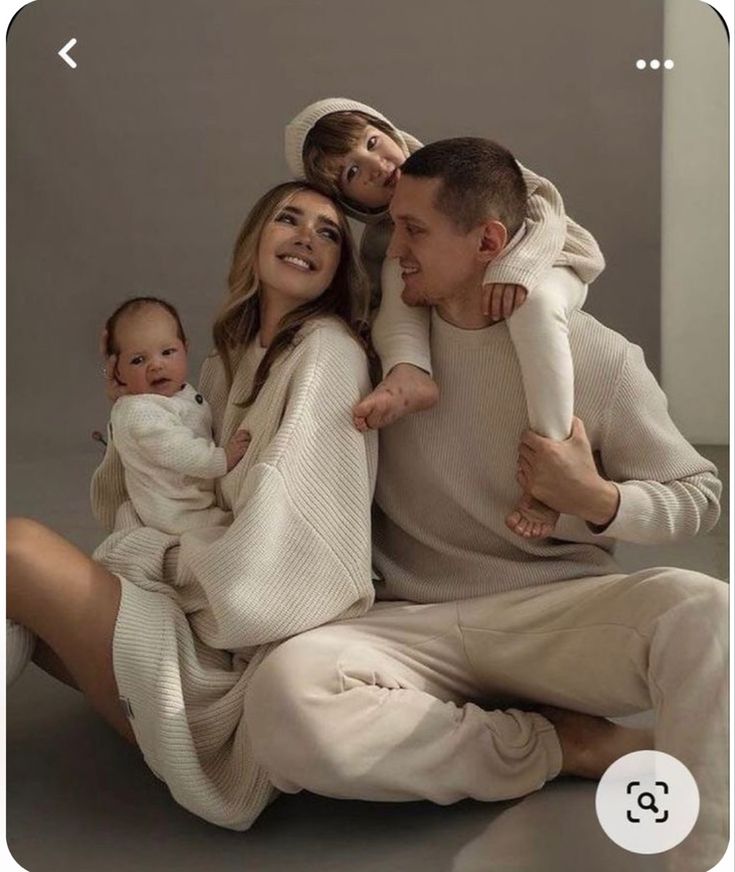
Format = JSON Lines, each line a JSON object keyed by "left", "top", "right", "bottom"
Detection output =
{"left": 4, "top": 446, "right": 729, "bottom": 872}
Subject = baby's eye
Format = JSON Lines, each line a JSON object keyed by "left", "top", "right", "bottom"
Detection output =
{"left": 345, "top": 165, "right": 358, "bottom": 184}
{"left": 130, "top": 355, "right": 144, "bottom": 366}
{"left": 162, "top": 348, "right": 177, "bottom": 356}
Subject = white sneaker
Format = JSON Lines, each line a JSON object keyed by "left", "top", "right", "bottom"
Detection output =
{"left": 6, "top": 620, "right": 36, "bottom": 687}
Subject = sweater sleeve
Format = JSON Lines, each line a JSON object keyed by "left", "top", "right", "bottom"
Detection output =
{"left": 114, "top": 401, "right": 228, "bottom": 480}
{"left": 593, "top": 344, "right": 721, "bottom": 544}
{"left": 371, "top": 257, "right": 433, "bottom": 376}
{"left": 483, "top": 164, "right": 605, "bottom": 292}
{"left": 90, "top": 425, "right": 128, "bottom": 532}
{"left": 182, "top": 328, "right": 378, "bottom": 649}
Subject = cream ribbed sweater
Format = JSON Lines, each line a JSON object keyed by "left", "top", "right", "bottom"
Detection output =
{"left": 91, "top": 317, "right": 378, "bottom": 828}
{"left": 373, "top": 307, "right": 722, "bottom": 603}
{"left": 110, "top": 384, "right": 230, "bottom": 535}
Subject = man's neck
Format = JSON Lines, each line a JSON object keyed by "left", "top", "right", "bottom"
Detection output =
{"left": 436, "top": 282, "right": 493, "bottom": 330}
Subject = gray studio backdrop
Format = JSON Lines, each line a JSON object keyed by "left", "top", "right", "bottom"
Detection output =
{"left": 7, "top": 0, "right": 663, "bottom": 461}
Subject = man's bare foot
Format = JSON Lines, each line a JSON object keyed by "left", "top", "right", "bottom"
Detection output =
{"left": 537, "top": 704, "right": 654, "bottom": 780}
{"left": 505, "top": 492, "right": 559, "bottom": 539}
{"left": 353, "top": 363, "right": 439, "bottom": 431}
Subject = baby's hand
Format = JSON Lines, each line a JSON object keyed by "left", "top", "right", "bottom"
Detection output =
{"left": 224, "top": 429, "right": 251, "bottom": 471}
{"left": 352, "top": 363, "right": 439, "bottom": 432}
{"left": 482, "top": 283, "right": 527, "bottom": 322}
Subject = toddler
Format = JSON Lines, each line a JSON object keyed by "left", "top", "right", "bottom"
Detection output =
{"left": 103, "top": 297, "right": 250, "bottom": 535}
{"left": 286, "top": 98, "right": 605, "bottom": 539}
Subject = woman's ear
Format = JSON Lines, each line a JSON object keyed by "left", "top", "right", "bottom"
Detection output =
{"left": 477, "top": 220, "right": 508, "bottom": 264}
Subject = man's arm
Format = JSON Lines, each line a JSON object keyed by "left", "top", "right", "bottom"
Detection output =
{"left": 517, "top": 344, "right": 721, "bottom": 544}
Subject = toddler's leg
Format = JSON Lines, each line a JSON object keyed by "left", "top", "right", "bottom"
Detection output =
{"left": 354, "top": 258, "right": 438, "bottom": 431}
{"left": 505, "top": 267, "right": 588, "bottom": 539}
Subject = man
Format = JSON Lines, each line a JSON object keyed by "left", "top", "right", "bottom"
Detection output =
{"left": 245, "top": 139, "right": 727, "bottom": 872}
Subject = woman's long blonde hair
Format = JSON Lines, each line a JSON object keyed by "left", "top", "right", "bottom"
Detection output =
{"left": 212, "top": 181, "right": 370, "bottom": 407}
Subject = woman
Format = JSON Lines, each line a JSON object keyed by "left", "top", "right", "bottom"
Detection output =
{"left": 6, "top": 181, "right": 378, "bottom": 829}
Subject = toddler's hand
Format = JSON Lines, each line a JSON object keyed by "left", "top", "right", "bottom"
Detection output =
{"left": 482, "top": 283, "right": 527, "bottom": 322}
{"left": 225, "top": 429, "right": 251, "bottom": 471}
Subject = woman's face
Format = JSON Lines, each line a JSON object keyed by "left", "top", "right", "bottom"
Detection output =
{"left": 332, "top": 125, "right": 406, "bottom": 210}
{"left": 256, "top": 189, "right": 344, "bottom": 308}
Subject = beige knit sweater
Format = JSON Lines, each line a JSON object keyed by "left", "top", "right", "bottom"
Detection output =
{"left": 373, "top": 304, "right": 722, "bottom": 603}
{"left": 91, "top": 317, "right": 377, "bottom": 828}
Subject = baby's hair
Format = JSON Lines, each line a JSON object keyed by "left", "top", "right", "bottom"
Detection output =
{"left": 302, "top": 111, "right": 403, "bottom": 202}
{"left": 104, "top": 296, "right": 187, "bottom": 358}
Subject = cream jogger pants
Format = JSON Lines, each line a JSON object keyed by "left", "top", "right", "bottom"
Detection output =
{"left": 245, "top": 568, "right": 728, "bottom": 872}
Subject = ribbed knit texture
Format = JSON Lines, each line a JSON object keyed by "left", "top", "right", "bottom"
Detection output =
{"left": 91, "top": 317, "right": 378, "bottom": 829}
{"left": 373, "top": 310, "right": 721, "bottom": 603}
{"left": 6, "top": 620, "right": 36, "bottom": 687}
{"left": 283, "top": 97, "right": 607, "bottom": 377}
{"left": 110, "top": 384, "right": 230, "bottom": 535}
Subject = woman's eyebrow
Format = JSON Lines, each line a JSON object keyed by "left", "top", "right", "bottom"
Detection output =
{"left": 282, "top": 205, "right": 341, "bottom": 233}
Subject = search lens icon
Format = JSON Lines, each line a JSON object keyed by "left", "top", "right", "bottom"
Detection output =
{"left": 637, "top": 792, "right": 659, "bottom": 813}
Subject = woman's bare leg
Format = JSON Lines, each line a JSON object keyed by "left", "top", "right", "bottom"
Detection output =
{"left": 6, "top": 517, "right": 136, "bottom": 744}
{"left": 32, "top": 638, "right": 79, "bottom": 690}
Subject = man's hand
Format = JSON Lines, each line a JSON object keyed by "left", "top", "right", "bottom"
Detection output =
{"left": 225, "top": 429, "right": 251, "bottom": 471}
{"left": 482, "top": 283, "right": 527, "bottom": 322}
{"left": 516, "top": 417, "right": 620, "bottom": 527}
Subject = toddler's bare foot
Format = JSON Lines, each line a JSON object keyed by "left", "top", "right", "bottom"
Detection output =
{"left": 353, "top": 363, "right": 439, "bottom": 432}
{"left": 537, "top": 704, "right": 654, "bottom": 780}
{"left": 505, "top": 492, "right": 559, "bottom": 539}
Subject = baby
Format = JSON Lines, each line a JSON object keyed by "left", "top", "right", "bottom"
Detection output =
{"left": 103, "top": 296, "right": 250, "bottom": 535}
{"left": 286, "top": 98, "right": 605, "bottom": 539}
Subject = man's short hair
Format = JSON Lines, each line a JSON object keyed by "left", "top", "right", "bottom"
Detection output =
{"left": 401, "top": 137, "right": 527, "bottom": 235}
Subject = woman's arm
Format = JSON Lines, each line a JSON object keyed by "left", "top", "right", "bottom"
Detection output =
{"left": 183, "top": 325, "right": 379, "bottom": 650}
{"left": 90, "top": 428, "right": 128, "bottom": 532}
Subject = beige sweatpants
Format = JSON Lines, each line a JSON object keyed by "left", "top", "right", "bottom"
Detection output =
{"left": 245, "top": 568, "right": 728, "bottom": 872}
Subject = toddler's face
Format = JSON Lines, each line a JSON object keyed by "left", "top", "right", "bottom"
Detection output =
{"left": 329, "top": 125, "right": 406, "bottom": 210}
{"left": 113, "top": 307, "right": 188, "bottom": 397}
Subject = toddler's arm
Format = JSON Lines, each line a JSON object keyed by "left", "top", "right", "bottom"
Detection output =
{"left": 371, "top": 257, "right": 432, "bottom": 377}
{"left": 484, "top": 164, "right": 605, "bottom": 295}
{"left": 353, "top": 257, "right": 439, "bottom": 431}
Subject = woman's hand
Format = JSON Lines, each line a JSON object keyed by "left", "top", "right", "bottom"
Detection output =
{"left": 100, "top": 328, "right": 127, "bottom": 403}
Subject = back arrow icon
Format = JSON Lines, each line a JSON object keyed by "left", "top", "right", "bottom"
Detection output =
{"left": 58, "top": 38, "right": 77, "bottom": 69}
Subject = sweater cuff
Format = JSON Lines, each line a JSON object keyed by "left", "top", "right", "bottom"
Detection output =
{"left": 585, "top": 482, "right": 648, "bottom": 542}
{"left": 379, "top": 347, "right": 433, "bottom": 379}
{"left": 212, "top": 447, "right": 228, "bottom": 478}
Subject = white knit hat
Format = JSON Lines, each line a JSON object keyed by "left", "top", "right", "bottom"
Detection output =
{"left": 284, "top": 97, "right": 423, "bottom": 222}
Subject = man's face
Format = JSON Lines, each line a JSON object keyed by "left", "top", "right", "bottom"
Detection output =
{"left": 387, "top": 175, "right": 484, "bottom": 306}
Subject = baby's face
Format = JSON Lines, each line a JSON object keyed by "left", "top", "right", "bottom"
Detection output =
{"left": 113, "top": 306, "right": 188, "bottom": 398}
{"left": 329, "top": 125, "right": 406, "bottom": 210}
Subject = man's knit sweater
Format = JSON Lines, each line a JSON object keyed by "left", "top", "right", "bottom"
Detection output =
{"left": 110, "top": 383, "right": 229, "bottom": 535}
{"left": 373, "top": 305, "right": 721, "bottom": 603}
{"left": 91, "top": 318, "right": 378, "bottom": 828}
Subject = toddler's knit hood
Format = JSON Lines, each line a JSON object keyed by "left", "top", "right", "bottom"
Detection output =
{"left": 284, "top": 97, "right": 422, "bottom": 224}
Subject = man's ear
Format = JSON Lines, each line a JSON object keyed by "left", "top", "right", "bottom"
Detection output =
{"left": 477, "top": 220, "right": 508, "bottom": 264}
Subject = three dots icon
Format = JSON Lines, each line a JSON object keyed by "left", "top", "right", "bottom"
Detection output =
{"left": 636, "top": 59, "right": 674, "bottom": 70}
